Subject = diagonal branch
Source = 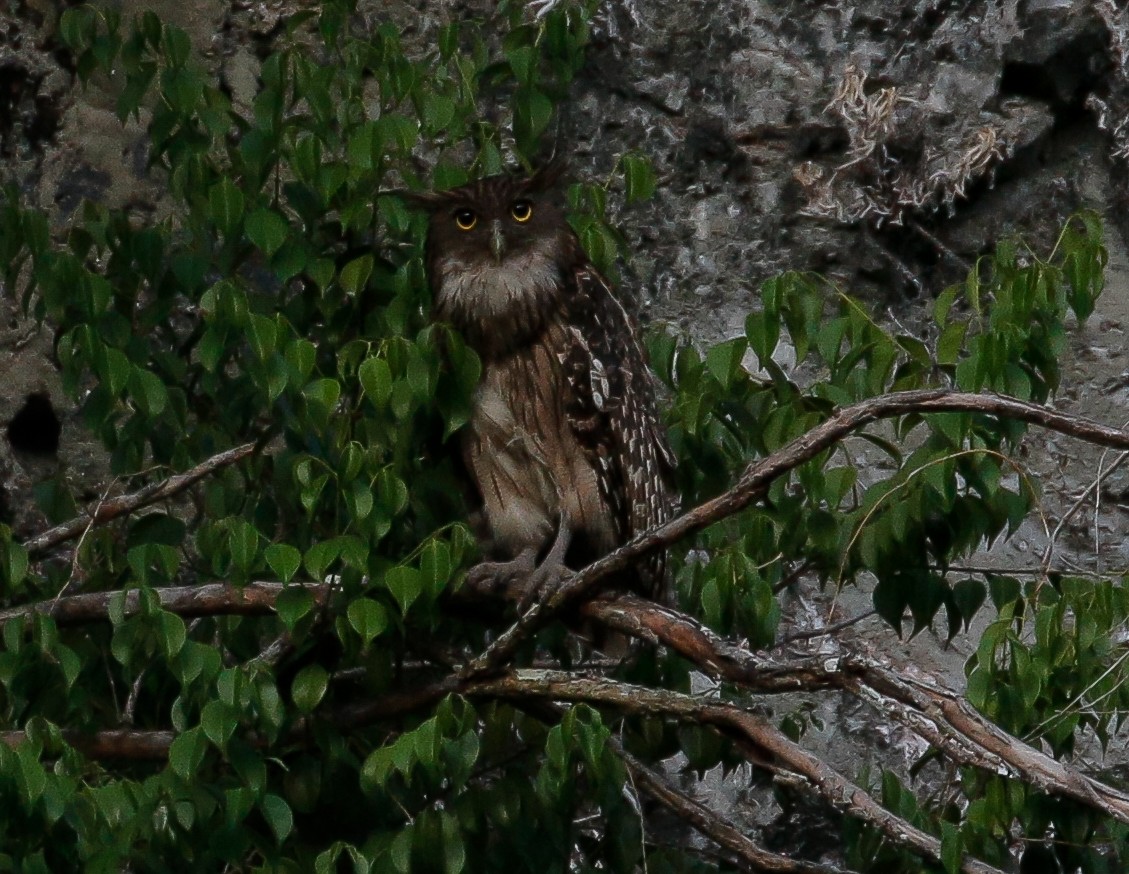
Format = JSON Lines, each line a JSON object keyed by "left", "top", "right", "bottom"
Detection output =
{"left": 587, "top": 594, "right": 1129, "bottom": 825}
{"left": 469, "top": 669, "right": 1005, "bottom": 874}
{"left": 462, "top": 388, "right": 1129, "bottom": 676}
{"left": 614, "top": 740, "right": 856, "bottom": 874}
{"left": 23, "top": 443, "right": 258, "bottom": 558}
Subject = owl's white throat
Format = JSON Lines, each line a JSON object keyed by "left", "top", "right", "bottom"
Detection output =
{"left": 434, "top": 240, "right": 562, "bottom": 353}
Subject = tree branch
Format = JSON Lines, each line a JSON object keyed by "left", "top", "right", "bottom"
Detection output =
{"left": 469, "top": 669, "right": 1005, "bottom": 874}
{"left": 23, "top": 443, "right": 258, "bottom": 558}
{"left": 0, "top": 581, "right": 329, "bottom": 626}
{"left": 462, "top": 389, "right": 1129, "bottom": 675}
{"left": 614, "top": 741, "right": 856, "bottom": 874}
{"left": 586, "top": 594, "right": 1129, "bottom": 826}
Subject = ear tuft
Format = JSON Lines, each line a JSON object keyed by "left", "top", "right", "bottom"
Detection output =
{"left": 526, "top": 159, "right": 569, "bottom": 192}
{"left": 391, "top": 188, "right": 452, "bottom": 212}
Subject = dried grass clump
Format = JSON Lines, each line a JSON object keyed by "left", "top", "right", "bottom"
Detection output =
{"left": 795, "top": 64, "right": 1010, "bottom": 227}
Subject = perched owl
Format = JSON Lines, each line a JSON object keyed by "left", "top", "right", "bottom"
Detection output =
{"left": 413, "top": 166, "right": 678, "bottom": 601}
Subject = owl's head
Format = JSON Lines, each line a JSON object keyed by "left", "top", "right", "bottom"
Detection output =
{"left": 409, "top": 165, "right": 577, "bottom": 356}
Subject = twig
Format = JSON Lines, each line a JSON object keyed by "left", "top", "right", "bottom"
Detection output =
{"left": 23, "top": 443, "right": 258, "bottom": 558}
{"left": 775, "top": 609, "right": 878, "bottom": 645}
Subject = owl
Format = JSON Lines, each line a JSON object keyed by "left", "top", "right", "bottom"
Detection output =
{"left": 413, "top": 166, "right": 678, "bottom": 601}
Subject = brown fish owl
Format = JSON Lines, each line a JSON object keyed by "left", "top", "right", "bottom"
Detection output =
{"left": 415, "top": 167, "right": 678, "bottom": 600}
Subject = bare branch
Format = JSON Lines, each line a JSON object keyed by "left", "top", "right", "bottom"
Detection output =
{"left": 23, "top": 443, "right": 258, "bottom": 558}
{"left": 0, "top": 581, "right": 330, "bottom": 626}
{"left": 0, "top": 728, "right": 175, "bottom": 759}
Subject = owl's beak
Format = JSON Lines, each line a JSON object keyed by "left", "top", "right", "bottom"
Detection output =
{"left": 489, "top": 220, "right": 505, "bottom": 264}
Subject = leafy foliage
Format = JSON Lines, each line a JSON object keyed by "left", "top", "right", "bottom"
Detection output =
{"left": 0, "top": 1, "right": 1124, "bottom": 871}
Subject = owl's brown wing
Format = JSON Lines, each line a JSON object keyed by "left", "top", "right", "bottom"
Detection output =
{"left": 559, "top": 263, "right": 679, "bottom": 598}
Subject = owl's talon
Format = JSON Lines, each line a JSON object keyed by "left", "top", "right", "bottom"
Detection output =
{"left": 515, "top": 557, "right": 574, "bottom": 613}
{"left": 464, "top": 548, "right": 538, "bottom": 598}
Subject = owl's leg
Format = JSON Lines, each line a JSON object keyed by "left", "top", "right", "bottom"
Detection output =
{"left": 464, "top": 519, "right": 574, "bottom": 607}
{"left": 516, "top": 517, "right": 574, "bottom": 610}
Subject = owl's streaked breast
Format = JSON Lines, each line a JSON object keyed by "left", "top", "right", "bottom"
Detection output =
{"left": 463, "top": 321, "right": 619, "bottom": 561}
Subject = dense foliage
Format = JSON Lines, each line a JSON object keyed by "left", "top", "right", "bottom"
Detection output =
{"left": 0, "top": 2, "right": 1124, "bottom": 871}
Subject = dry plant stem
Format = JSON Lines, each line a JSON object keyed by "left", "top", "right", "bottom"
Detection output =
{"left": 22, "top": 443, "right": 258, "bottom": 558}
{"left": 615, "top": 742, "right": 854, "bottom": 874}
{"left": 470, "top": 670, "right": 1004, "bottom": 874}
{"left": 463, "top": 388, "right": 1129, "bottom": 677}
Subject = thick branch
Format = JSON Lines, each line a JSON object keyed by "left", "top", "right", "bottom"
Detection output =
{"left": 464, "top": 389, "right": 1129, "bottom": 674}
{"left": 0, "top": 581, "right": 328, "bottom": 626}
{"left": 0, "top": 728, "right": 175, "bottom": 759}
{"left": 23, "top": 443, "right": 258, "bottom": 558}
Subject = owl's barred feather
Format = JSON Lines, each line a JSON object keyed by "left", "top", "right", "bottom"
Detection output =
{"left": 415, "top": 169, "right": 678, "bottom": 599}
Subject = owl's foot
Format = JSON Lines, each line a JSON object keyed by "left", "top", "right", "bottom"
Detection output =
{"left": 464, "top": 548, "right": 538, "bottom": 598}
{"left": 463, "top": 522, "right": 574, "bottom": 610}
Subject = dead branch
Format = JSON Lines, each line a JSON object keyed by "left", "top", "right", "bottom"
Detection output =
{"left": 23, "top": 442, "right": 258, "bottom": 558}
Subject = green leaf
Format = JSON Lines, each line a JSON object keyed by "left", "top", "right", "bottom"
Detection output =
{"left": 276, "top": 586, "right": 315, "bottom": 631}
{"left": 385, "top": 566, "right": 421, "bottom": 615}
{"left": 420, "top": 540, "right": 451, "bottom": 597}
{"left": 15, "top": 744, "right": 45, "bottom": 806}
{"left": 248, "top": 313, "right": 278, "bottom": 361}
{"left": 159, "top": 612, "right": 187, "bottom": 658}
{"left": 287, "top": 338, "right": 317, "bottom": 381}
{"left": 441, "top": 811, "right": 466, "bottom": 874}
{"left": 208, "top": 179, "right": 245, "bottom": 238}
{"left": 303, "top": 378, "right": 341, "bottom": 411}
{"left": 228, "top": 519, "right": 261, "bottom": 573}
{"left": 622, "top": 154, "right": 656, "bottom": 204}
{"left": 169, "top": 727, "right": 207, "bottom": 781}
{"left": 359, "top": 357, "right": 392, "bottom": 409}
{"left": 201, "top": 700, "right": 238, "bottom": 749}
{"left": 347, "top": 598, "right": 388, "bottom": 646}
{"left": 745, "top": 310, "right": 779, "bottom": 365}
{"left": 246, "top": 208, "right": 288, "bottom": 257}
{"left": 305, "top": 539, "right": 343, "bottom": 581}
{"left": 291, "top": 664, "right": 328, "bottom": 714}
{"left": 513, "top": 87, "right": 553, "bottom": 155}
{"left": 3, "top": 542, "right": 28, "bottom": 588}
{"left": 261, "top": 793, "right": 294, "bottom": 844}
{"left": 265, "top": 543, "right": 302, "bottom": 583}
{"left": 704, "top": 337, "right": 748, "bottom": 390}
{"left": 340, "top": 254, "right": 373, "bottom": 297}
{"left": 129, "top": 367, "right": 168, "bottom": 416}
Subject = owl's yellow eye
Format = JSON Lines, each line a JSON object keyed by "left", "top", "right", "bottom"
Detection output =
{"left": 454, "top": 209, "right": 477, "bottom": 231}
{"left": 511, "top": 201, "right": 533, "bottom": 223}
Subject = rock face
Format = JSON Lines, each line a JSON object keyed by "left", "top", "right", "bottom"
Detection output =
{"left": 2, "top": 0, "right": 1129, "bottom": 859}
